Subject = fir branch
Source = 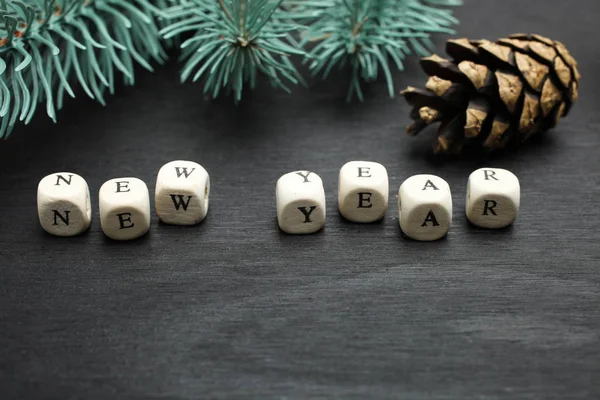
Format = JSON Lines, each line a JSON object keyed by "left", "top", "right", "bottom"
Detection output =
{"left": 291, "top": 0, "right": 462, "bottom": 101}
{"left": 0, "top": 0, "right": 166, "bottom": 139}
{"left": 160, "top": 0, "right": 306, "bottom": 103}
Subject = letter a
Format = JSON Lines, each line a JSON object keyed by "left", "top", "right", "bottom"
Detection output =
{"left": 421, "top": 210, "right": 440, "bottom": 227}
{"left": 422, "top": 180, "right": 439, "bottom": 191}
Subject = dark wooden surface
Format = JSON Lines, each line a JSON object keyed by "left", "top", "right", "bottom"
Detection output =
{"left": 1, "top": 1, "right": 599, "bottom": 398}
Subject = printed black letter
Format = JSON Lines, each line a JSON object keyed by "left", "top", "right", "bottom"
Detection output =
{"left": 117, "top": 213, "right": 134, "bottom": 229}
{"left": 297, "top": 206, "right": 317, "bottom": 223}
{"left": 483, "top": 170, "right": 499, "bottom": 181}
{"left": 357, "top": 167, "right": 371, "bottom": 178}
{"left": 422, "top": 180, "right": 440, "bottom": 191}
{"left": 52, "top": 210, "right": 70, "bottom": 226}
{"left": 357, "top": 192, "right": 373, "bottom": 208}
{"left": 296, "top": 172, "right": 312, "bottom": 183}
{"left": 421, "top": 210, "right": 440, "bottom": 227}
{"left": 170, "top": 194, "right": 193, "bottom": 211}
{"left": 55, "top": 174, "right": 73, "bottom": 186}
{"left": 175, "top": 167, "right": 196, "bottom": 178}
{"left": 482, "top": 199, "right": 498, "bottom": 215}
{"left": 115, "top": 181, "right": 130, "bottom": 193}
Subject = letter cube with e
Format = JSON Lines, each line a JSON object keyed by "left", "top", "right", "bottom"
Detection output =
{"left": 155, "top": 160, "right": 210, "bottom": 225}
{"left": 466, "top": 168, "right": 520, "bottom": 228}
{"left": 99, "top": 177, "right": 150, "bottom": 240}
{"left": 37, "top": 172, "right": 91, "bottom": 236}
{"left": 276, "top": 171, "right": 326, "bottom": 234}
{"left": 338, "top": 161, "right": 389, "bottom": 223}
{"left": 398, "top": 174, "right": 452, "bottom": 241}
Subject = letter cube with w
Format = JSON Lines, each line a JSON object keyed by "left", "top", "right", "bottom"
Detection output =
{"left": 398, "top": 174, "right": 452, "bottom": 241}
{"left": 99, "top": 177, "right": 150, "bottom": 240}
{"left": 155, "top": 160, "right": 210, "bottom": 225}
{"left": 276, "top": 171, "right": 326, "bottom": 234}
{"left": 37, "top": 172, "right": 91, "bottom": 236}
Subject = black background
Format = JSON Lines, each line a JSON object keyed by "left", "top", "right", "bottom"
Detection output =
{"left": 1, "top": 0, "right": 599, "bottom": 398}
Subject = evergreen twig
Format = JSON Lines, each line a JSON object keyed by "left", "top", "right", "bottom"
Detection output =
{"left": 160, "top": 0, "right": 306, "bottom": 103}
{"left": 0, "top": 0, "right": 166, "bottom": 138}
{"left": 290, "top": 0, "right": 462, "bottom": 101}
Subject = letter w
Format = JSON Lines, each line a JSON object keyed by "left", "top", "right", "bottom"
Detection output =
{"left": 175, "top": 167, "right": 195, "bottom": 178}
{"left": 170, "top": 195, "right": 193, "bottom": 211}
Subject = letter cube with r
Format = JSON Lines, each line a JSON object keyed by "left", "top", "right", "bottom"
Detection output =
{"left": 155, "top": 160, "right": 210, "bottom": 225}
{"left": 338, "top": 161, "right": 389, "bottom": 223}
{"left": 398, "top": 174, "right": 452, "bottom": 241}
{"left": 99, "top": 177, "right": 151, "bottom": 240}
{"left": 37, "top": 172, "right": 91, "bottom": 236}
{"left": 466, "top": 168, "right": 520, "bottom": 228}
{"left": 276, "top": 171, "right": 326, "bottom": 234}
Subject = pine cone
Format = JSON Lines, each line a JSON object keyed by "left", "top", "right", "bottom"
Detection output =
{"left": 400, "top": 33, "right": 580, "bottom": 154}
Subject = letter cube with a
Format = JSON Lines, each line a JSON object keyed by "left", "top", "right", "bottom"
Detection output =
{"left": 276, "top": 171, "right": 326, "bottom": 234}
{"left": 155, "top": 160, "right": 210, "bottom": 225}
{"left": 466, "top": 167, "right": 520, "bottom": 228}
{"left": 398, "top": 174, "right": 452, "bottom": 241}
{"left": 338, "top": 161, "right": 388, "bottom": 222}
{"left": 99, "top": 177, "right": 150, "bottom": 240}
{"left": 37, "top": 172, "right": 91, "bottom": 236}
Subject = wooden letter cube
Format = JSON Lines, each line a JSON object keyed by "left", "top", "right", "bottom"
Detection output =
{"left": 338, "top": 161, "right": 389, "bottom": 222}
{"left": 37, "top": 172, "right": 91, "bottom": 236}
{"left": 155, "top": 160, "right": 210, "bottom": 225}
{"left": 99, "top": 177, "right": 150, "bottom": 240}
{"left": 466, "top": 167, "right": 520, "bottom": 228}
{"left": 276, "top": 171, "right": 326, "bottom": 234}
{"left": 398, "top": 174, "right": 452, "bottom": 241}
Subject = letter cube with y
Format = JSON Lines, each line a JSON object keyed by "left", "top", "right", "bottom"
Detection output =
{"left": 155, "top": 160, "right": 210, "bottom": 225}
{"left": 398, "top": 174, "right": 452, "bottom": 241}
{"left": 338, "top": 161, "right": 388, "bottom": 222}
{"left": 466, "top": 168, "right": 520, "bottom": 228}
{"left": 37, "top": 172, "right": 91, "bottom": 236}
{"left": 99, "top": 177, "right": 150, "bottom": 240}
{"left": 276, "top": 171, "right": 326, "bottom": 234}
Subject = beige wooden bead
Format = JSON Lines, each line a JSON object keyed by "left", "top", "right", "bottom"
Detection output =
{"left": 338, "top": 161, "right": 389, "bottom": 223}
{"left": 37, "top": 172, "right": 91, "bottom": 236}
{"left": 155, "top": 160, "right": 210, "bottom": 225}
{"left": 276, "top": 170, "right": 326, "bottom": 234}
{"left": 466, "top": 167, "right": 520, "bottom": 228}
{"left": 99, "top": 177, "right": 150, "bottom": 240}
{"left": 398, "top": 174, "right": 452, "bottom": 241}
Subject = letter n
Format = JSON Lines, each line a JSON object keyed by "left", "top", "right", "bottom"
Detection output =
{"left": 52, "top": 210, "right": 70, "bottom": 226}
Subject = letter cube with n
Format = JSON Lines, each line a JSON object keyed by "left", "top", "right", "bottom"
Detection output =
{"left": 155, "top": 160, "right": 210, "bottom": 225}
{"left": 37, "top": 172, "right": 91, "bottom": 236}
{"left": 466, "top": 168, "right": 520, "bottom": 228}
{"left": 338, "top": 161, "right": 389, "bottom": 222}
{"left": 398, "top": 174, "right": 452, "bottom": 241}
{"left": 99, "top": 177, "right": 150, "bottom": 240}
{"left": 276, "top": 171, "right": 326, "bottom": 234}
